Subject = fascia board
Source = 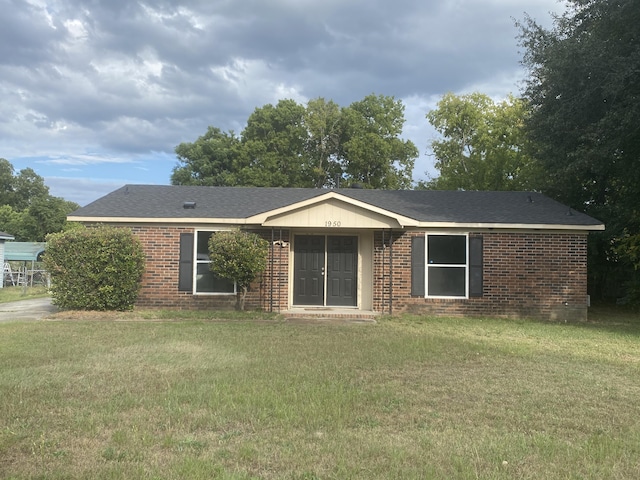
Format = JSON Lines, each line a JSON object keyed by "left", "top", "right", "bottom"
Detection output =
{"left": 68, "top": 217, "right": 604, "bottom": 232}
{"left": 67, "top": 216, "right": 252, "bottom": 224}
{"left": 414, "top": 222, "right": 605, "bottom": 231}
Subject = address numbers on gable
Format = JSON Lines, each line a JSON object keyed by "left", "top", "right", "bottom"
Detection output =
{"left": 325, "top": 220, "right": 342, "bottom": 227}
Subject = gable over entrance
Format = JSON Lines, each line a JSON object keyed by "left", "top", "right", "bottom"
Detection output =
{"left": 250, "top": 193, "right": 418, "bottom": 229}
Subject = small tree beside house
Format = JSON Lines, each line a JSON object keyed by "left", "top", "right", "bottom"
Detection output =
{"left": 208, "top": 230, "right": 269, "bottom": 310}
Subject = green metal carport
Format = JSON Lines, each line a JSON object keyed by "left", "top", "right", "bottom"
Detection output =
{"left": 3, "top": 242, "right": 47, "bottom": 287}
{"left": 0, "top": 232, "right": 15, "bottom": 288}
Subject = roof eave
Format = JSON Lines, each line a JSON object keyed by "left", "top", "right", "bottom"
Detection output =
{"left": 413, "top": 222, "right": 605, "bottom": 231}
{"left": 67, "top": 216, "right": 252, "bottom": 225}
{"left": 68, "top": 216, "right": 604, "bottom": 232}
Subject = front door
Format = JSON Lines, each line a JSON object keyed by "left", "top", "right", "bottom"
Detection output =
{"left": 327, "top": 236, "right": 358, "bottom": 306}
{"left": 293, "top": 235, "right": 358, "bottom": 307}
{"left": 293, "top": 235, "right": 325, "bottom": 305}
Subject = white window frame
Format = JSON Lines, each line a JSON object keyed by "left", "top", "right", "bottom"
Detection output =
{"left": 193, "top": 230, "right": 236, "bottom": 295}
{"left": 425, "top": 233, "right": 469, "bottom": 299}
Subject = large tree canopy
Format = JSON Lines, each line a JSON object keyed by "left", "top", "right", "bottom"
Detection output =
{"left": 341, "top": 94, "right": 417, "bottom": 189}
{"left": 171, "top": 94, "right": 417, "bottom": 189}
{"left": 518, "top": 0, "right": 640, "bottom": 301}
{"left": 304, "top": 98, "right": 343, "bottom": 188}
{"left": 423, "top": 92, "right": 537, "bottom": 191}
{"left": 237, "top": 99, "right": 309, "bottom": 187}
{"left": 172, "top": 127, "right": 241, "bottom": 187}
{"left": 0, "top": 158, "right": 79, "bottom": 242}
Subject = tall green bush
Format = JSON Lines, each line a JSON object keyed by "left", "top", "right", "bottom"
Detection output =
{"left": 43, "top": 225, "right": 145, "bottom": 311}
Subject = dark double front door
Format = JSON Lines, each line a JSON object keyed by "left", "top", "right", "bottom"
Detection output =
{"left": 293, "top": 235, "right": 358, "bottom": 306}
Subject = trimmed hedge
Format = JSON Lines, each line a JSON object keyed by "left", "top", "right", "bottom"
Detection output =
{"left": 44, "top": 225, "right": 145, "bottom": 311}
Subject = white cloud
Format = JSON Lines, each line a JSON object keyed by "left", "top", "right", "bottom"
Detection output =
{"left": 43, "top": 153, "right": 138, "bottom": 167}
{"left": 0, "top": 0, "right": 567, "bottom": 204}
{"left": 45, "top": 176, "right": 127, "bottom": 206}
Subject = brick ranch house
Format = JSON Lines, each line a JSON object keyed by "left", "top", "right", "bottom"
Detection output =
{"left": 68, "top": 185, "right": 604, "bottom": 321}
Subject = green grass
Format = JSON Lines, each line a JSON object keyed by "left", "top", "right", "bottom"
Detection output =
{"left": 1, "top": 310, "right": 639, "bottom": 479}
{"left": 0, "top": 286, "right": 50, "bottom": 303}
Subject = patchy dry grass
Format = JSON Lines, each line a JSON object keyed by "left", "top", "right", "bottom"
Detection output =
{"left": 1, "top": 309, "right": 639, "bottom": 479}
{"left": 0, "top": 286, "right": 49, "bottom": 303}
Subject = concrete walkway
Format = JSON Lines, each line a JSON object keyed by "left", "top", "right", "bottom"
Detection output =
{"left": 0, "top": 297, "right": 57, "bottom": 322}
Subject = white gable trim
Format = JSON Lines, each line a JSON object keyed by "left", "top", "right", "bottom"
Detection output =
{"left": 246, "top": 191, "right": 419, "bottom": 227}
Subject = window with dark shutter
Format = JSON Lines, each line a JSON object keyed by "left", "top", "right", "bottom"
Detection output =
{"left": 427, "top": 235, "right": 467, "bottom": 297}
{"left": 411, "top": 235, "right": 425, "bottom": 296}
{"left": 469, "top": 235, "right": 483, "bottom": 297}
{"left": 194, "top": 231, "right": 235, "bottom": 293}
{"left": 178, "top": 232, "right": 194, "bottom": 292}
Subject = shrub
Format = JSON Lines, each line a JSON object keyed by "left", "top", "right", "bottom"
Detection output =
{"left": 43, "top": 225, "right": 145, "bottom": 310}
{"left": 208, "top": 230, "right": 269, "bottom": 310}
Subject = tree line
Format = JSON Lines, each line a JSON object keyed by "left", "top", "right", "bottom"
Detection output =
{"left": 171, "top": 94, "right": 418, "bottom": 190}
{"left": 0, "top": 158, "right": 79, "bottom": 242}
{"left": 518, "top": 0, "right": 640, "bottom": 303}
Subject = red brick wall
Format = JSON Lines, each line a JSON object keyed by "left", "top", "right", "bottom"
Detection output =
{"left": 130, "top": 226, "right": 290, "bottom": 311}
{"left": 129, "top": 225, "right": 588, "bottom": 320}
{"left": 249, "top": 229, "right": 290, "bottom": 312}
{"left": 373, "top": 230, "right": 589, "bottom": 321}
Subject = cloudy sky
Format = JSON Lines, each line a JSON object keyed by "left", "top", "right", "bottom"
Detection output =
{"left": 1, "top": 0, "right": 565, "bottom": 206}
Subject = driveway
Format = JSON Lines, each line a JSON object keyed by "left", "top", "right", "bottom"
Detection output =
{"left": 0, "top": 297, "right": 58, "bottom": 322}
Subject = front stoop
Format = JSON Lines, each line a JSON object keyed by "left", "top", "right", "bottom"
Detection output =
{"left": 280, "top": 308, "right": 379, "bottom": 324}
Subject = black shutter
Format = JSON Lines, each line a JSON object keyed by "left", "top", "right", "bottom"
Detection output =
{"left": 411, "top": 235, "right": 426, "bottom": 296}
{"left": 469, "top": 235, "right": 483, "bottom": 297}
{"left": 178, "top": 232, "right": 194, "bottom": 292}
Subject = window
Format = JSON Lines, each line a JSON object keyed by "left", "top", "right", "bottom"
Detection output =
{"left": 427, "top": 234, "right": 468, "bottom": 297}
{"left": 411, "top": 233, "right": 483, "bottom": 298}
{"left": 180, "top": 231, "right": 233, "bottom": 294}
{"left": 194, "top": 231, "right": 235, "bottom": 294}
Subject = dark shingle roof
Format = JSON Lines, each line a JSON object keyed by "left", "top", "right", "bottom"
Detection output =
{"left": 340, "top": 189, "right": 602, "bottom": 226}
{"left": 72, "top": 185, "right": 327, "bottom": 218}
{"left": 69, "top": 185, "right": 603, "bottom": 228}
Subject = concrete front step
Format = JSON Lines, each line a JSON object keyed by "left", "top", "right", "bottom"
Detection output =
{"left": 280, "top": 308, "right": 379, "bottom": 323}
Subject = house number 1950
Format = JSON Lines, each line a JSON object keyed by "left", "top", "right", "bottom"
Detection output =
{"left": 325, "top": 220, "right": 341, "bottom": 227}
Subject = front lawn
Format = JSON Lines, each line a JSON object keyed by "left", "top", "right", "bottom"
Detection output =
{"left": 1, "top": 312, "right": 639, "bottom": 479}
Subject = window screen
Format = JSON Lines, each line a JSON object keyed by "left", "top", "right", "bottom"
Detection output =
{"left": 426, "top": 234, "right": 467, "bottom": 297}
